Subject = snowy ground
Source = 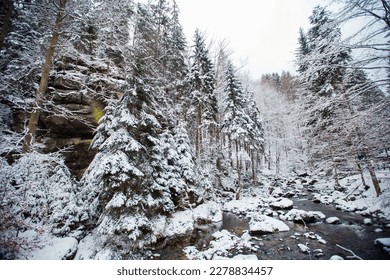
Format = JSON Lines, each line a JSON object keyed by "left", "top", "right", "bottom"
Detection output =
{"left": 17, "top": 230, "right": 78, "bottom": 260}
{"left": 315, "top": 171, "right": 390, "bottom": 220}
{"left": 15, "top": 170, "right": 390, "bottom": 260}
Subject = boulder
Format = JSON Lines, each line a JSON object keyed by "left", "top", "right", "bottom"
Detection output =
{"left": 326, "top": 217, "right": 340, "bottom": 224}
{"left": 283, "top": 209, "right": 326, "bottom": 223}
{"left": 363, "top": 218, "right": 372, "bottom": 225}
{"left": 330, "top": 255, "right": 344, "bottom": 260}
{"left": 270, "top": 198, "right": 294, "bottom": 210}
{"left": 374, "top": 238, "right": 390, "bottom": 248}
{"left": 232, "top": 254, "right": 258, "bottom": 260}
{"left": 249, "top": 214, "right": 289, "bottom": 234}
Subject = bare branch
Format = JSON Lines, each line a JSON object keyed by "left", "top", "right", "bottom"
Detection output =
{"left": 336, "top": 244, "right": 364, "bottom": 260}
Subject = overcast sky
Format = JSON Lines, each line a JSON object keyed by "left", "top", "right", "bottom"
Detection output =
{"left": 175, "top": 0, "right": 326, "bottom": 78}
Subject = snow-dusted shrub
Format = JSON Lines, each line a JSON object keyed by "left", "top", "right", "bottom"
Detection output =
{"left": 0, "top": 152, "right": 75, "bottom": 228}
{"left": 0, "top": 151, "right": 76, "bottom": 258}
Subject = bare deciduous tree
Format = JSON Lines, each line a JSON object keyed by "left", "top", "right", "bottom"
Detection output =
{"left": 23, "top": 0, "right": 68, "bottom": 152}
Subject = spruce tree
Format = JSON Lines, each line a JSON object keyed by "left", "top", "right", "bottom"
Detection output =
{"left": 220, "top": 60, "right": 264, "bottom": 195}
{"left": 187, "top": 29, "right": 218, "bottom": 163}
{"left": 163, "top": 0, "right": 189, "bottom": 122}
{"left": 75, "top": 1, "right": 194, "bottom": 255}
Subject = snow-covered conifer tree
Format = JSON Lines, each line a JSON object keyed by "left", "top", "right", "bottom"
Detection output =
{"left": 74, "top": 1, "right": 195, "bottom": 256}
{"left": 187, "top": 29, "right": 218, "bottom": 162}
{"left": 220, "top": 60, "right": 264, "bottom": 195}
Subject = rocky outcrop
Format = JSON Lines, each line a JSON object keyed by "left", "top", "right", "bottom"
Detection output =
{"left": 32, "top": 53, "right": 125, "bottom": 179}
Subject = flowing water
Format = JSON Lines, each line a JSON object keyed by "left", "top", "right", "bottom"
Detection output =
{"left": 254, "top": 198, "right": 390, "bottom": 260}
{"left": 154, "top": 197, "right": 390, "bottom": 260}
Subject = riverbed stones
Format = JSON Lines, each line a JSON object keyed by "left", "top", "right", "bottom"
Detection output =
{"left": 318, "top": 238, "right": 327, "bottom": 245}
{"left": 313, "top": 249, "right": 324, "bottom": 258}
{"left": 297, "top": 243, "right": 310, "bottom": 254}
{"left": 363, "top": 218, "right": 373, "bottom": 225}
{"left": 270, "top": 187, "right": 284, "bottom": 197}
{"left": 232, "top": 254, "right": 258, "bottom": 260}
{"left": 312, "top": 194, "right": 333, "bottom": 204}
{"left": 249, "top": 214, "right": 290, "bottom": 234}
{"left": 270, "top": 198, "right": 294, "bottom": 210}
{"left": 374, "top": 238, "right": 390, "bottom": 248}
{"left": 282, "top": 209, "right": 326, "bottom": 223}
{"left": 330, "top": 255, "right": 344, "bottom": 260}
{"left": 326, "top": 217, "right": 340, "bottom": 224}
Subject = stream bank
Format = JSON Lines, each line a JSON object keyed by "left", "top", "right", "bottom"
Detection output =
{"left": 154, "top": 196, "right": 390, "bottom": 260}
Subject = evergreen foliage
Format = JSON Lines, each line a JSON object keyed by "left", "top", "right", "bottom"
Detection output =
{"left": 187, "top": 29, "right": 218, "bottom": 164}
{"left": 5, "top": 0, "right": 388, "bottom": 260}
{"left": 71, "top": 1, "right": 197, "bottom": 253}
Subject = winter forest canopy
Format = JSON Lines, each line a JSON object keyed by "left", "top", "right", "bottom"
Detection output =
{"left": 0, "top": 0, "right": 389, "bottom": 260}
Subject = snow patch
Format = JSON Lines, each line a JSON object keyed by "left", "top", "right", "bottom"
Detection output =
{"left": 24, "top": 237, "right": 78, "bottom": 260}
{"left": 269, "top": 197, "right": 293, "bottom": 210}
{"left": 297, "top": 243, "right": 310, "bottom": 254}
{"left": 249, "top": 214, "right": 289, "bottom": 234}
{"left": 330, "top": 255, "right": 344, "bottom": 260}
{"left": 223, "top": 197, "right": 263, "bottom": 214}
{"left": 232, "top": 254, "right": 258, "bottom": 260}
{"left": 282, "top": 209, "right": 326, "bottom": 223}
{"left": 375, "top": 238, "right": 390, "bottom": 255}
{"left": 193, "top": 201, "right": 223, "bottom": 223}
{"left": 325, "top": 217, "right": 340, "bottom": 224}
{"left": 164, "top": 202, "right": 223, "bottom": 238}
{"left": 75, "top": 234, "right": 99, "bottom": 260}
{"left": 164, "top": 210, "right": 194, "bottom": 237}
{"left": 374, "top": 238, "right": 390, "bottom": 247}
{"left": 183, "top": 230, "right": 254, "bottom": 260}
{"left": 363, "top": 218, "right": 372, "bottom": 225}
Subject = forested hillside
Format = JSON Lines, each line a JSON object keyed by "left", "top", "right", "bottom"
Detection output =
{"left": 0, "top": 0, "right": 389, "bottom": 260}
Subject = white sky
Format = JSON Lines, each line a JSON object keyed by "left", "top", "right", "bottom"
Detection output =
{"left": 175, "top": 0, "right": 326, "bottom": 78}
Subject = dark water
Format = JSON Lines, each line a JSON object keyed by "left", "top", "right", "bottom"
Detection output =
{"left": 230, "top": 198, "right": 390, "bottom": 260}
{"left": 281, "top": 198, "right": 390, "bottom": 260}
{"left": 154, "top": 198, "right": 390, "bottom": 260}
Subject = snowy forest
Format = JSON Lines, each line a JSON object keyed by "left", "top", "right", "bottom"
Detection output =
{"left": 0, "top": 0, "right": 389, "bottom": 260}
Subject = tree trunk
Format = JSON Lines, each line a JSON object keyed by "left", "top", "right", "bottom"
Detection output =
{"left": 251, "top": 150, "right": 256, "bottom": 181}
{"left": 23, "top": 0, "right": 67, "bottom": 152}
{"left": 356, "top": 159, "right": 367, "bottom": 188}
{"left": 331, "top": 148, "right": 342, "bottom": 190}
{"left": 235, "top": 140, "right": 243, "bottom": 200}
{"left": 195, "top": 103, "right": 202, "bottom": 161}
{"left": 267, "top": 145, "right": 271, "bottom": 170}
{"left": 228, "top": 136, "right": 233, "bottom": 168}
{"left": 275, "top": 149, "right": 280, "bottom": 176}
{"left": 363, "top": 148, "right": 381, "bottom": 197}
{"left": 236, "top": 140, "right": 240, "bottom": 174}
{"left": 0, "top": 0, "right": 13, "bottom": 50}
